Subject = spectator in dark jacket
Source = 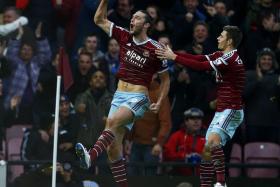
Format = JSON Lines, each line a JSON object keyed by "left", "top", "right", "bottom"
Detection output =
{"left": 243, "top": 48, "right": 280, "bottom": 143}
{"left": 21, "top": 113, "right": 54, "bottom": 164}
{"left": 58, "top": 95, "right": 80, "bottom": 162}
{"left": 75, "top": 70, "right": 112, "bottom": 174}
{"left": 244, "top": 10, "right": 280, "bottom": 70}
{"left": 68, "top": 51, "right": 94, "bottom": 102}
{"left": 171, "top": 0, "right": 206, "bottom": 49}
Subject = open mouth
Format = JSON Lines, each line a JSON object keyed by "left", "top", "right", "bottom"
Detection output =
{"left": 130, "top": 23, "right": 134, "bottom": 30}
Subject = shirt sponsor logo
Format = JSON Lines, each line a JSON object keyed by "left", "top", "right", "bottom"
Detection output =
{"left": 126, "top": 50, "right": 147, "bottom": 68}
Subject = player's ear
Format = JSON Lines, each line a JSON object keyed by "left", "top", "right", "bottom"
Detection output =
{"left": 227, "top": 38, "right": 233, "bottom": 46}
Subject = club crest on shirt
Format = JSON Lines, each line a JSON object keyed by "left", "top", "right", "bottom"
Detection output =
{"left": 143, "top": 50, "right": 150, "bottom": 57}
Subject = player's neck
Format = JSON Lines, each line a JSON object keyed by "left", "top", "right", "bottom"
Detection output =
{"left": 133, "top": 34, "right": 149, "bottom": 44}
{"left": 222, "top": 46, "right": 235, "bottom": 54}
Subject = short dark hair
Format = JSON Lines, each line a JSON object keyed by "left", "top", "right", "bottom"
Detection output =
{"left": 3, "top": 6, "right": 21, "bottom": 16}
{"left": 223, "top": 25, "right": 243, "bottom": 48}
{"left": 138, "top": 10, "right": 152, "bottom": 25}
{"left": 193, "top": 21, "right": 209, "bottom": 31}
{"left": 79, "top": 51, "right": 92, "bottom": 61}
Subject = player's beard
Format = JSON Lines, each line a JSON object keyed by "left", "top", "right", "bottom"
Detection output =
{"left": 130, "top": 25, "right": 143, "bottom": 36}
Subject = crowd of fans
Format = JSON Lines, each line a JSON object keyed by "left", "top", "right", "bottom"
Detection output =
{"left": 0, "top": 0, "right": 280, "bottom": 186}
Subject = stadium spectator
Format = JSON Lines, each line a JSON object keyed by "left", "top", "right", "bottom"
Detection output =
{"left": 16, "top": 0, "right": 58, "bottom": 49}
{"left": 171, "top": 0, "right": 207, "bottom": 49}
{"left": 168, "top": 65, "right": 197, "bottom": 132}
{"left": 21, "top": 113, "right": 54, "bottom": 165}
{"left": 146, "top": 5, "right": 170, "bottom": 40}
{"left": 13, "top": 162, "right": 84, "bottom": 187}
{"left": 127, "top": 76, "right": 171, "bottom": 176}
{"left": 58, "top": 95, "right": 80, "bottom": 162}
{"left": 0, "top": 78, "right": 19, "bottom": 152}
{"left": 245, "top": 0, "right": 275, "bottom": 32}
{"left": 108, "top": 0, "right": 134, "bottom": 29}
{"left": 184, "top": 21, "right": 216, "bottom": 55}
{"left": 163, "top": 107, "right": 205, "bottom": 176}
{"left": 68, "top": 51, "right": 94, "bottom": 102}
{"left": 5, "top": 22, "right": 51, "bottom": 124}
{"left": 77, "top": 34, "right": 105, "bottom": 65}
{"left": 0, "top": 6, "right": 35, "bottom": 55}
{"left": 103, "top": 38, "right": 120, "bottom": 92}
{"left": 75, "top": 70, "right": 112, "bottom": 174}
{"left": 243, "top": 47, "right": 280, "bottom": 143}
{"left": 32, "top": 51, "right": 57, "bottom": 126}
{"left": 244, "top": 10, "right": 280, "bottom": 69}
{"left": 204, "top": 0, "right": 231, "bottom": 40}
{"left": 0, "top": 7, "right": 28, "bottom": 37}
{"left": 72, "top": 0, "right": 116, "bottom": 54}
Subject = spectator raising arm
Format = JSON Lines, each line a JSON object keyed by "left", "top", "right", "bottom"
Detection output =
{"left": 34, "top": 22, "right": 52, "bottom": 67}
{"left": 0, "top": 16, "right": 28, "bottom": 36}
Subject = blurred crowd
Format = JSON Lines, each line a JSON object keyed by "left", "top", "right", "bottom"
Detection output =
{"left": 0, "top": 0, "right": 280, "bottom": 186}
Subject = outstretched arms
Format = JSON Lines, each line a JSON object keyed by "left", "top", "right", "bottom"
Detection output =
{"left": 94, "top": 0, "right": 112, "bottom": 35}
{"left": 155, "top": 45, "right": 212, "bottom": 71}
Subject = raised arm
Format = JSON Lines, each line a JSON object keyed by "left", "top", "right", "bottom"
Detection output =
{"left": 94, "top": 0, "right": 112, "bottom": 35}
{"left": 34, "top": 22, "right": 51, "bottom": 67}
{"left": 175, "top": 52, "right": 207, "bottom": 62}
{"left": 156, "top": 45, "right": 212, "bottom": 71}
{"left": 0, "top": 16, "right": 28, "bottom": 36}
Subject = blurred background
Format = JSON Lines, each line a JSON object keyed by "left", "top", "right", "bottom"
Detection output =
{"left": 0, "top": 0, "right": 280, "bottom": 186}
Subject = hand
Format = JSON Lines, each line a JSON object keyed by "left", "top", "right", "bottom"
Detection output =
{"left": 256, "top": 63, "right": 263, "bottom": 80}
{"left": 16, "top": 23, "right": 24, "bottom": 40}
{"left": 185, "top": 12, "right": 194, "bottom": 22}
{"left": 151, "top": 144, "right": 162, "bottom": 156}
{"left": 77, "top": 103, "right": 86, "bottom": 113}
{"left": 203, "top": 4, "right": 217, "bottom": 17}
{"left": 10, "top": 96, "right": 21, "bottom": 110}
{"left": 35, "top": 22, "right": 43, "bottom": 38}
{"left": 209, "top": 99, "right": 217, "bottom": 110}
{"left": 39, "top": 130, "right": 50, "bottom": 142}
{"left": 272, "top": 22, "right": 280, "bottom": 32}
{"left": 192, "top": 43, "right": 203, "bottom": 54}
{"left": 227, "top": 10, "right": 235, "bottom": 17}
{"left": 0, "top": 40, "right": 7, "bottom": 57}
{"left": 149, "top": 102, "right": 161, "bottom": 113}
{"left": 155, "top": 45, "right": 176, "bottom": 61}
{"left": 59, "top": 142, "right": 73, "bottom": 151}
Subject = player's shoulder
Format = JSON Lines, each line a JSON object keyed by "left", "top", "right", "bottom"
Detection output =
{"left": 148, "top": 39, "right": 163, "bottom": 49}
{"left": 114, "top": 24, "right": 130, "bottom": 33}
{"left": 222, "top": 49, "right": 238, "bottom": 61}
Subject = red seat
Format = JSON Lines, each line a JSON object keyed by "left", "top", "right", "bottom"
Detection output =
{"left": 244, "top": 142, "right": 280, "bottom": 178}
{"left": 7, "top": 138, "right": 24, "bottom": 182}
{"left": 229, "top": 143, "right": 242, "bottom": 177}
{"left": 5, "top": 124, "right": 31, "bottom": 141}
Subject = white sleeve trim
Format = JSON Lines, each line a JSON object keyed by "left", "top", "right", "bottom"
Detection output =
{"left": 0, "top": 16, "right": 28, "bottom": 36}
{"left": 109, "top": 23, "right": 114, "bottom": 37}
{"left": 209, "top": 61, "right": 218, "bottom": 72}
{"left": 220, "top": 57, "right": 228, "bottom": 65}
{"left": 205, "top": 55, "right": 210, "bottom": 61}
{"left": 158, "top": 67, "right": 169, "bottom": 74}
